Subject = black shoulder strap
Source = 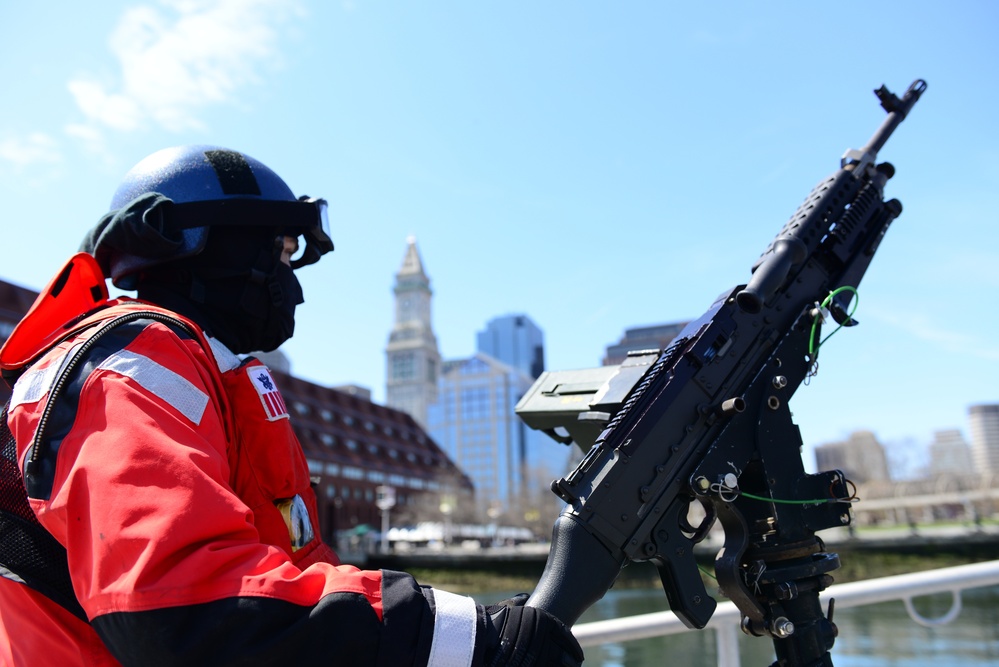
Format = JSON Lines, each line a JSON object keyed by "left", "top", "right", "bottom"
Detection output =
{"left": 0, "top": 400, "right": 87, "bottom": 621}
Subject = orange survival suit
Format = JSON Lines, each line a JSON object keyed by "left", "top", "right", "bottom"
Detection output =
{"left": 0, "top": 254, "right": 481, "bottom": 666}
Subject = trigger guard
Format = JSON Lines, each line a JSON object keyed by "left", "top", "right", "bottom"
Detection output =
{"left": 678, "top": 497, "right": 717, "bottom": 544}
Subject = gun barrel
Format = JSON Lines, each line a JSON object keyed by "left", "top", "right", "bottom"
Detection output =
{"left": 849, "top": 80, "right": 927, "bottom": 167}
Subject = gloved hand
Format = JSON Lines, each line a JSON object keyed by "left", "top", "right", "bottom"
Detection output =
{"left": 478, "top": 594, "right": 584, "bottom": 667}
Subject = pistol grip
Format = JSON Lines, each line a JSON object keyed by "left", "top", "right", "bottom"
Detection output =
{"left": 656, "top": 544, "right": 716, "bottom": 629}
{"left": 526, "top": 514, "right": 625, "bottom": 627}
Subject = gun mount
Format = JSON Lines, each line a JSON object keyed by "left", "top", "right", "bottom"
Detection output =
{"left": 517, "top": 80, "right": 927, "bottom": 667}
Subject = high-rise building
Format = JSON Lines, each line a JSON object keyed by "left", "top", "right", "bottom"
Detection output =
{"left": 968, "top": 404, "right": 999, "bottom": 473}
{"left": 475, "top": 313, "right": 569, "bottom": 490}
{"left": 927, "top": 429, "right": 974, "bottom": 477}
{"left": 384, "top": 237, "right": 441, "bottom": 430}
{"left": 603, "top": 321, "right": 688, "bottom": 366}
{"left": 427, "top": 354, "right": 527, "bottom": 513}
{"left": 814, "top": 430, "right": 891, "bottom": 484}
{"left": 426, "top": 353, "right": 569, "bottom": 520}
{"left": 476, "top": 314, "right": 545, "bottom": 380}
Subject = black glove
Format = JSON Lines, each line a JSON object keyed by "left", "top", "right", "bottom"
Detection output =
{"left": 478, "top": 594, "right": 584, "bottom": 667}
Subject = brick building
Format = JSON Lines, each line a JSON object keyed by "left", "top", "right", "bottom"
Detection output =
{"left": 275, "top": 369, "right": 474, "bottom": 545}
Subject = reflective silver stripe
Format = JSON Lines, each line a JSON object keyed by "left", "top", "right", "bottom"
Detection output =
{"left": 96, "top": 350, "right": 209, "bottom": 425}
{"left": 0, "top": 565, "right": 27, "bottom": 585}
{"left": 9, "top": 344, "right": 81, "bottom": 412}
{"left": 10, "top": 362, "right": 62, "bottom": 411}
{"left": 207, "top": 336, "right": 241, "bottom": 373}
{"left": 428, "top": 589, "right": 477, "bottom": 667}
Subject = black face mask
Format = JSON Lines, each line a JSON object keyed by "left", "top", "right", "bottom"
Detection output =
{"left": 136, "top": 228, "right": 305, "bottom": 355}
{"left": 232, "top": 260, "right": 303, "bottom": 353}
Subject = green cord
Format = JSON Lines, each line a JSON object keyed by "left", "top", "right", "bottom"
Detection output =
{"left": 808, "top": 286, "right": 859, "bottom": 358}
{"left": 740, "top": 491, "right": 837, "bottom": 505}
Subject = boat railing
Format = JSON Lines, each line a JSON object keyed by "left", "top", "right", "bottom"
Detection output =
{"left": 572, "top": 559, "right": 999, "bottom": 667}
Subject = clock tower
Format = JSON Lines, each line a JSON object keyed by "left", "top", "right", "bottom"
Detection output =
{"left": 385, "top": 237, "right": 441, "bottom": 428}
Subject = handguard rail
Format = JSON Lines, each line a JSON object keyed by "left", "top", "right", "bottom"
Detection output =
{"left": 572, "top": 560, "right": 999, "bottom": 665}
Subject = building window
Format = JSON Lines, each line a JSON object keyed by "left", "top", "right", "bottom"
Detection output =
{"left": 391, "top": 352, "right": 415, "bottom": 380}
{"left": 460, "top": 386, "right": 490, "bottom": 420}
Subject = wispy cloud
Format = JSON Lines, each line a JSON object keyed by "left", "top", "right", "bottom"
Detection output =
{"left": 0, "top": 134, "right": 63, "bottom": 169}
{"left": 71, "top": 0, "right": 302, "bottom": 134}
{"left": 1, "top": 0, "right": 301, "bottom": 170}
{"left": 871, "top": 308, "right": 999, "bottom": 362}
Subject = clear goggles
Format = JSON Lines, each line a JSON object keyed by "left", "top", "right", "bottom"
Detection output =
{"left": 289, "top": 196, "right": 334, "bottom": 269}
{"left": 171, "top": 196, "right": 334, "bottom": 269}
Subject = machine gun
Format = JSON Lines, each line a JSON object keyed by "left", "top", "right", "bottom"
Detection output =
{"left": 516, "top": 80, "right": 926, "bottom": 666}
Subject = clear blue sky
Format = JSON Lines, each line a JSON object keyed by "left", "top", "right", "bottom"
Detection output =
{"left": 1, "top": 2, "right": 996, "bottom": 476}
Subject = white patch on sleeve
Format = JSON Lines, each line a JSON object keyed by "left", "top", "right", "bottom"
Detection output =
{"left": 10, "top": 360, "right": 63, "bottom": 411}
{"left": 9, "top": 344, "right": 81, "bottom": 412}
{"left": 97, "top": 350, "right": 209, "bottom": 425}
{"left": 427, "top": 589, "right": 477, "bottom": 667}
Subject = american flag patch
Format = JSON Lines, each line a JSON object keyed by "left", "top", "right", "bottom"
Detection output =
{"left": 248, "top": 366, "right": 289, "bottom": 421}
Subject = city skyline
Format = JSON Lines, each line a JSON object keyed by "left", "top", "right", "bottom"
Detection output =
{"left": 383, "top": 237, "right": 568, "bottom": 516}
{"left": 376, "top": 234, "right": 995, "bottom": 483}
{"left": 373, "top": 225, "right": 999, "bottom": 483}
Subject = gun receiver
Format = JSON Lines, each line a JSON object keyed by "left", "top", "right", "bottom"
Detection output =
{"left": 517, "top": 80, "right": 926, "bottom": 666}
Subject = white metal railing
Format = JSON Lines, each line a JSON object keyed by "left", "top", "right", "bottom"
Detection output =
{"left": 571, "top": 560, "right": 999, "bottom": 667}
